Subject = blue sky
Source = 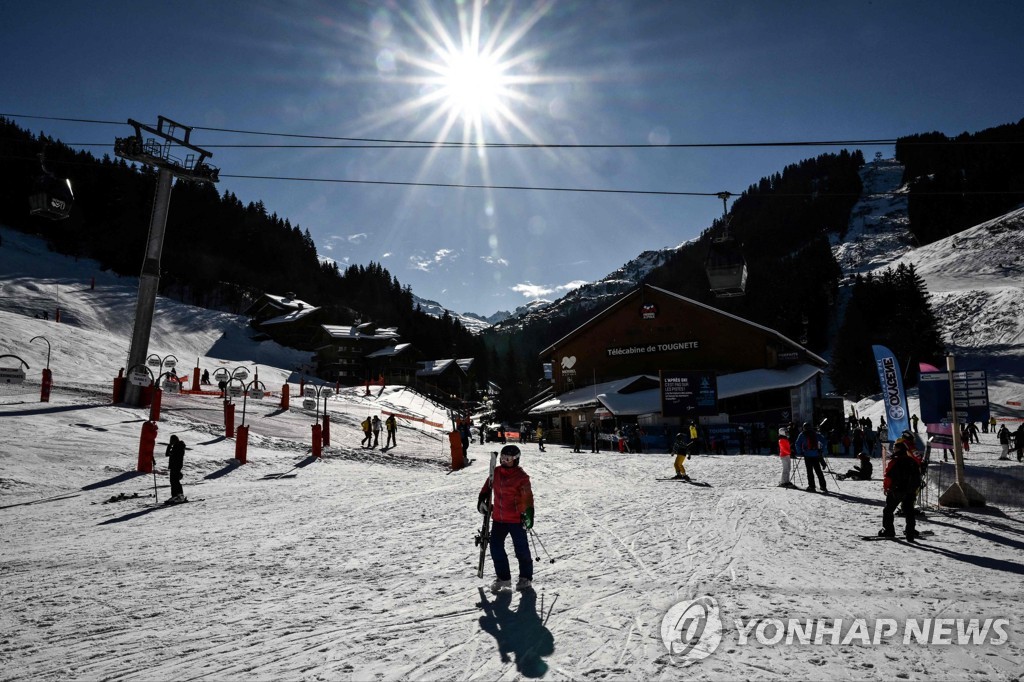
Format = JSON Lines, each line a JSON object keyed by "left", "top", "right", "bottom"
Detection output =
{"left": 3, "top": 1, "right": 1023, "bottom": 316}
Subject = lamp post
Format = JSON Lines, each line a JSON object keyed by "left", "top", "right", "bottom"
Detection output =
{"left": 303, "top": 383, "right": 334, "bottom": 455}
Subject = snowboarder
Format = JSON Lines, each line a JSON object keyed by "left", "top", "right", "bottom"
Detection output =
{"left": 777, "top": 427, "right": 795, "bottom": 488}
{"left": 670, "top": 431, "right": 696, "bottom": 481}
{"left": 371, "top": 415, "right": 382, "bottom": 448}
{"left": 838, "top": 452, "right": 873, "bottom": 481}
{"left": 794, "top": 422, "right": 828, "bottom": 492}
{"left": 477, "top": 445, "right": 535, "bottom": 593}
{"left": 165, "top": 434, "right": 186, "bottom": 502}
{"left": 384, "top": 414, "right": 397, "bottom": 448}
{"left": 879, "top": 441, "right": 922, "bottom": 540}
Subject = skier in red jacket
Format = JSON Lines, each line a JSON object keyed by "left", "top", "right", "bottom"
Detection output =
{"left": 478, "top": 445, "right": 535, "bottom": 592}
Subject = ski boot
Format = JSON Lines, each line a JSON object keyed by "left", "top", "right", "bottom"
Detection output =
{"left": 490, "top": 579, "right": 512, "bottom": 594}
{"left": 516, "top": 577, "right": 533, "bottom": 591}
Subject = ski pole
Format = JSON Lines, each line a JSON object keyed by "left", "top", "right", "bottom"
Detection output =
{"left": 821, "top": 455, "right": 842, "bottom": 491}
{"left": 529, "top": 528, "right": 555, "bottom": 564}
{"left": 151, "top": 453, "right": 159, "bottom": 504}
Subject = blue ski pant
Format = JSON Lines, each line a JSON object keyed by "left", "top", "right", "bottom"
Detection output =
{"left": 489, "top": 521, "right": 533, "bottom": 581}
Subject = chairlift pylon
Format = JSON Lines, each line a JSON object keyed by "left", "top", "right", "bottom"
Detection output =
{"left": 28, "top": 150, "right": 74, "bottom": 220}
{"left": 704, "top": 191, "right": 747, "bottom": 297}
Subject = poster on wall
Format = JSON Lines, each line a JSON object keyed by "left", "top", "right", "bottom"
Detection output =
{"left": 660, "top": 370, "right": 718, "bottom": 418}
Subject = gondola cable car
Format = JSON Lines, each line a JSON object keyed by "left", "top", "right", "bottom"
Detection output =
{"left": 704, "top": 191, "right": 747, "bottom": 297}
{"left": 28, "top": 150, "right": 74, "bottom": 221}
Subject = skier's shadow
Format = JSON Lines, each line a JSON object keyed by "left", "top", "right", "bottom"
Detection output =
{"left": 477, "top": 587, "right": 555, "bottom": 678}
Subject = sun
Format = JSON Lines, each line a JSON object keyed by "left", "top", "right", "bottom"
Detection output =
{"left": 439, "top": 48, "right": 507, "bottom": 123}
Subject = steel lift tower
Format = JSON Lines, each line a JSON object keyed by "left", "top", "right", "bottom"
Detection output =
{"left": 114, "top": 117, "right": 219, "bottom": 405}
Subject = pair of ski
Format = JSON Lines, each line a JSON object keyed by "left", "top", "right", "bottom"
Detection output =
{"left": 861, "top": 530, "right": 935, "bottom": 542}
{"left": 655, "top": 477, "right": 712, "bottom": 487}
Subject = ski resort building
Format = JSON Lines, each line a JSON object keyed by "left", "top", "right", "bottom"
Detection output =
{"left": 530, "top": 283, "right": 829, "bottom": 449}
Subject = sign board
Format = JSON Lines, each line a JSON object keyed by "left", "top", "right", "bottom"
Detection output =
{"left": 304, "top": 386, "right": 316, "bottom": 398}
{"left": 228, "top": 385, "right": 243, "bottom": 397}
{"left": 249, "top": 388, "right": 264, "bottom": 400}
{"left": 213, "top": 369, "right": 230, "bottom": 381}
{"left": 161, "top": 379, "right": 181, "bottom": 394}
{"left": 147, "top": 357, "right": 161, "bottom": 367}
{"left": 164, "top": 357, "right": 177, "bottom": 369}
{"left": 128, "top": 368, "right": 151, "bottom": 387}
{"left": 302, "top": 398, "right": 317, "bottom": 410}
{"left": 320, "top": 388, "right": 333, "bottom": 398}
{"left": 0, "top": 366, "right": 27, "bottom": 384}
{"left": 232, "top": 368, "right": 249, "bottom": 381}
{"left": 919, "top": 370, "right": 990, "bottom": 424}
{"left": 660, "top": 370, "right": 718, "bottom": 418}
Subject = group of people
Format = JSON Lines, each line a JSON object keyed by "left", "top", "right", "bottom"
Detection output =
{"left": 360, "top": 414, "right": 398, "bottom": 449}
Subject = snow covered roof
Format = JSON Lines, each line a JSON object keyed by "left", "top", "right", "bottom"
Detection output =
{"left": 529, "top": 364, "right": 824, "bottom": 417}
{"left": 320, "top": 325, "right": 400, "bottom": 341}
{"left": 455, "top": 358, "right": 474, "bottom": 372}
{"left": 417, "top": 359, "right": 464, "bottom": 377}
{"left": 366, "top": 342, "right": 414, "bottom": 359}
{"left": 528, "top": 375, "right": 660, "bottom": 415}
{"left": 260, "top": 293, "right": 315, "bottom": 311}
{"left": 261, "top": 305, "right": 320, "bottom": 326}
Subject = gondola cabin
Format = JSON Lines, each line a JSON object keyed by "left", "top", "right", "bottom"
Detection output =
{"left": 705, "top": 238, "right": 748, "bottom": 297}
{"left": 29, "top": 174, "right": 74, "bottom": 221}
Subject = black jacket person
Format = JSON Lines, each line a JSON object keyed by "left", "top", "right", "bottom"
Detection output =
{"left": 165, "top": 435, "right": 186, "bottom": 500}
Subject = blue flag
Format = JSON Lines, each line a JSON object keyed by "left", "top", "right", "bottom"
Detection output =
{"left": 872, "top": 344, "right": 910, "bottom": 442}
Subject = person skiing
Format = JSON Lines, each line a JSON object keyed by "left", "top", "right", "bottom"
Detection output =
{"left": 838, "top": 452, "right": 873, "bottom": 481}
{"left": 536, "top": 424, "right": 545, "bottom": 452}
{"left": 384, "top": 413, "right": 397, "bottom": 449}
{"left": 794, "top": 422, "right": 828, "bottom": 493}
{"left": 371, "top": 415, "right": 382, "bottom": 448}
{"left": 1015, "top": 423, "right": 1024, "bottom": 462}
{"left": 478, "top": 445, "right": 535, "bottom": 593}
{"left": 165, "top": 434, "right": 187, "bottom": 502}
{"left": 777, "top": 426, "right": 795, "bottom": 488}
{"left": 880, "top": 441, "right": 922, "bottom": 540}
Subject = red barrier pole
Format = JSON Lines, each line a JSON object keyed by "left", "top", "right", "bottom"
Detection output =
{"left": 113, "top": 376, "right": 124, "bottom": 403}
{"left": 225, "top": 401, "right": 236, "bottom": 438}
{"left": 323, "top": 414, "right": 331, "bottom": 446}
{"left": 150, "top": 387, "right": 163, "bottom": 422}
{"left": 312, "top": 423, "right": 322, "bottom": 458}
{"left": 40, "top": 368, "right": 52, "bottom": 403}
{"left": 235, "top": 425, "right": 249, "bottom": 464}
{"left": 192, "top": 366, "right": 201, "bottom": 393}
{"left": 137, "top": 421, "right": 157, "bottom": 472}
{"left": 281, "top": 384, "right": 290, "bottom": 409}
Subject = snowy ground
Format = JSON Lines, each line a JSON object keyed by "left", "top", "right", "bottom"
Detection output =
{"left": 2, "top": 176, "right": 1024, "bottom": 682}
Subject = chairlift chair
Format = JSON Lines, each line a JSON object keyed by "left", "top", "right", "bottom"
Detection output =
{"left": 703, "top": 191, "right": 747, "bottom": 297}
{"left": 28, "top": 152, "right": 74, "bottom": 220}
